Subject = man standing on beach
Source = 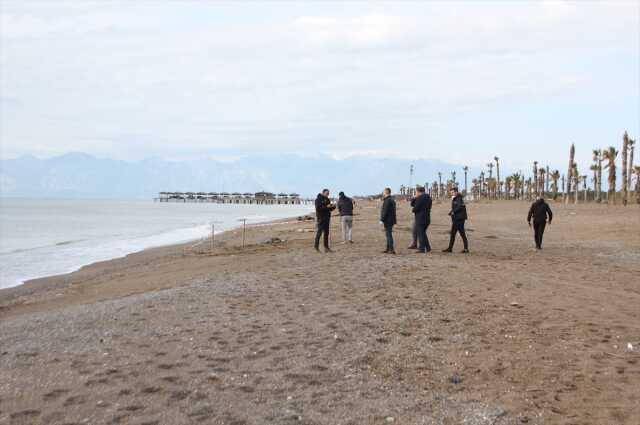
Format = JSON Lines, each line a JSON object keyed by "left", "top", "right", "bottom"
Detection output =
{"left": 412, "top": 185, "right": 432, "bottom": 253}
{"left": 408, "top": 185, "right": 420, "bottom": 249}
{"left": 527, "top": 196, "right": 553, "bottom": 250}
{"left": 337, "top": 191, "right": 355, "bottom": 243}
{"left": 442, "top": 187, "right": 469, "bottom": 253}
{"left": 314, "top": 189, "right": 336, "bottom": 252}
{"left": 380, "top": 188, "right": 397, "bottom": 254}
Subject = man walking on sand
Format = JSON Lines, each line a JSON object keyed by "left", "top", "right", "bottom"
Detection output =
{"left": 408, "top": 185, "right": 420, "bottom": 249}
{"left": 337, "top": 191, "right": 355, "bottom": 243}
{"left": 412, "top": 185, "right": 432, "bottom": 253}
{"left": 527, "top": 196, "right": 553, "bottom": 250}
{"left": 380, "top": 188, "right": 397, "bottom": 254}
{"left": 442, "top": 187, "right": 469, "bottom": 254}
{"left": 314, "top": 189, "right": 336, "bottom": 253}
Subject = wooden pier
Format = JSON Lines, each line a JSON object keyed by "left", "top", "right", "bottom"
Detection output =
{"left": 154, "top": 191, "right": 308, "bottom": 205}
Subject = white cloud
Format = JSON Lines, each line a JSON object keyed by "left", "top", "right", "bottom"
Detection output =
{"left": 0, "top": 1, "right": 638, "bottom": 168}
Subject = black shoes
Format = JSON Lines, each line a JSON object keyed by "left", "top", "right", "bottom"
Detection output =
{"left": 461, "top": 249, "right": 469, "bottom": 254}
{"left": 442, "top": 248, "right": 452, "bottom": 253}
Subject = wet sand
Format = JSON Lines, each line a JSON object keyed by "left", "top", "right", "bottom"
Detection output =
{"left": 1, "top": 200, "right": 639, "bottom": 424}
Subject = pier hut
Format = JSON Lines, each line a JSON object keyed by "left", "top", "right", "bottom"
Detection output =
{"left": 255, "top": 191, "right": 276, "bottom": 205}
{"left": 156, "top": 190, "right": 307, "bottom": 204}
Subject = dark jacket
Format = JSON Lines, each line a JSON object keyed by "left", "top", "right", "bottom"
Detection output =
{"left": 412, "top": 193, "right": 432, "bottom": 226}
{"left": 380, "top": 196, "right": 397, "bottom": 227}
{"left": 337, "top": 195, "right": 354, "bottom": 216}
{"left": 315, "top": 194, "right": 334, "bottom": 223}
{"left": 528, "top": 199, "right": 553, "bottom": 224}
{"left": 449, "top": 194, "right": 467, "bottom": 222}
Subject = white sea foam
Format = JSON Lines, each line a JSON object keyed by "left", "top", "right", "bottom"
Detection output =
{"left": 0, "top": 199, "right": 312, "bottom": 289}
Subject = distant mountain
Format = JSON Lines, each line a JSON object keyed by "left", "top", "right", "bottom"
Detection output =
{"left": 0, "top": 153, "right": 476, "bottom": 198}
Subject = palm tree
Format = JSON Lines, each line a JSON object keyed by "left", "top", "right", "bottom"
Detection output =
{"left": 551, "top": 170, "right": 560, "bottom": 200}
{"left": 635, "top": 166, "right": 640, "bottom": 205}
{"left": 628, "top": 138, "right": 635, "bottom": 190}
{"left": 590, "top": 164, "right": 598, "bottom": 200}
{"left": 566, "top": 144, "right": 575, "bottom": 204}
{"left": 480, "top": 171, "right": 485, "bottom": 199}
{"left": 505, "top": 176, "right": 512, "bottom": 199}
{"left": 451, "top": 171, "right": 457, "bottom": 185}
{"left": 533, "top": 161, "right": 539, "bottom": 196}
{"left": 437, "top": 172, "right": 443, "bottom": 199}
{"left": 538, "top": 167, "right": 546, "bottom": 197}
{"left": 545, "top": 165, "right": 550, "bottom": 194}
{"left": 573, "top": 163, "right": 580, "bottom": 204}
{"left": 603, "top": 146, "right": 618, "bottom": 204}
{"left": 463, "top": 166, "right": 469, "bottom": 196}
{"left": 494, "top": 156, "right": 501, "bottom": 199}
{"left": 622, "top": 132, "right": 629, "bottom": 206}
{"left": 592, "top": 149, "right": 603, "bottom": 202}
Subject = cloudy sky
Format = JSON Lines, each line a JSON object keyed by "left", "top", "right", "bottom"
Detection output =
{"left": 1, "top": 1, "right": 638, "bottom": 169}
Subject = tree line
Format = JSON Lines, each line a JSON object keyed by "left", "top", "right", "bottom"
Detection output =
{"left": 399, "top": 132, "right": 639, "bottom": 205}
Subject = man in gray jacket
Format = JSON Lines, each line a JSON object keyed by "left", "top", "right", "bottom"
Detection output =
{"left": 337, "top": 191, "right": 355, "bottom": 243}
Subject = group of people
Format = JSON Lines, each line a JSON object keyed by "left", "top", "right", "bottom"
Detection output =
{"left": 314, "top": 186, "right": 553, "bottom": 254}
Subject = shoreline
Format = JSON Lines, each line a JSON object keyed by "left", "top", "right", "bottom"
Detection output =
{"left": 0, "top": 208, "right": 314, "bottom": 298}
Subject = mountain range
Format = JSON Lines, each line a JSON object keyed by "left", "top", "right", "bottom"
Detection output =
{"left": 0, "top": 153, "right": 478, "bottom": 198}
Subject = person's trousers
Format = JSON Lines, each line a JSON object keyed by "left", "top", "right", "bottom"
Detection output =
{"left": 384, "top": 225, "right": 394, "bottom": 252}
{"left": 416, "top": 223, "right": 431, "bottom": 252}
{"left": 411, "top": 219, "right": 418, "bottom": 246}
{"left": 315, "top": 220, "right": 330, "bottom": 249}
{"left": 448, "top": 220, "right": 468, "bottom": 250}
{"left": 533, "top": 221, "right": 546, "bottom": 248}
{"left": 341, "top": 215, "right": 353, "bottom": 241}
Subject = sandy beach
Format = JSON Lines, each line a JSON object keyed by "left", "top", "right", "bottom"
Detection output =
{"left": 1, "top": 199, "right": 639, "bottom": 425}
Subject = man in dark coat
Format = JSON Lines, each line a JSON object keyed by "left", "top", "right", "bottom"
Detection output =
{"left": 527, "top": 196, "right": 553, "bottom": 249}
{"left": 408, "top": 185, "right": 420, "bottom": 249}
{"left": 442, "top": 187, "right": 469, "bottom": 253}
{"left": 412, "top": 185, "right": 432, "bottom": 253}
{"left": 314, "top": 189, "right": 336, "bottom": 252}
{"left": 380, "top": 187, "right": 397, "bottom": 254}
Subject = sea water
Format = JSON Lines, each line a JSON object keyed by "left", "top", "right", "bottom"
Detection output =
{"left": 0, "top": 199, "right": 313, "bottom": 289}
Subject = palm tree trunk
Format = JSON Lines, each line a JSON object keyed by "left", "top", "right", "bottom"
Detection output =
{"left": 629, "top": 142, "right": 635, "bottom": 195}
{"left": 566, "top": 144, "right": 575, "bottom": 204}
{"left": 622, "top": 133, "right": 629, "bottom": 206}
{"left": 597, "top": 156, "right": 603, "bottom": 203}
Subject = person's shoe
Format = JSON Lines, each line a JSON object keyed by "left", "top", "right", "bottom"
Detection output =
{"left": 314, "top": 247, "right": 321, "bottom": 252}
{"left": 425, "top": 248, "right": 432, "bottom": 253}
{"left": 388, "top": 250, "right": 396, "bottom": 255}
{"left": 407, "top": 244, "right": 417, "bottom": 249}
{"left": 325, "top": 248, "right": 333, "bottom": 253}
{"left": 461, "top": 249, "right": 469, "bottom": 254}
{"left": 415, "top": 249, "right": 426, "bottom": 254}
{"left": 442, "top": 248, "right": 452, "bottom": 253}
{"left": 349, "top": 240, "right": 354, "bottom": 244}
{"left": 382, "top": 249, "right": 390, "bottom": 254}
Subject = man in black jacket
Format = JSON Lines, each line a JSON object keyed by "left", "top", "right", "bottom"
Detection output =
{"left": 314, "top": 189, "right": 336, "bottom": 252}
{"left": 412, "top": 185, "right": 432, "bottom": 253}
{"left": 442, "top": 187, "right": 469, "bottom": 253}
{"left": 337, "top": 191, "right": 355, "bottom": 243}
{"left": 380, "top": 188, "right": 397, "bottom": 254}
{"left": 527, "top": 196, "right": 553, "bottom": 249}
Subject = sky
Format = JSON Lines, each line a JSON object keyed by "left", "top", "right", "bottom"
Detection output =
{"left": 1, "top": 1, "right": 639, "bottom": 171}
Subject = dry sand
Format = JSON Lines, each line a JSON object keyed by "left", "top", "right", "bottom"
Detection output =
{"left": 0, "top": 200, "right": 639, "bottom": 425}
